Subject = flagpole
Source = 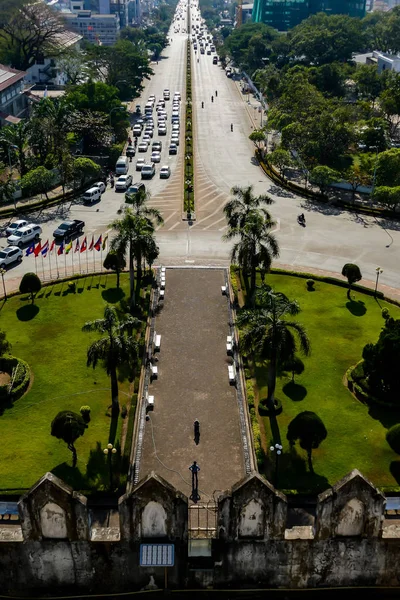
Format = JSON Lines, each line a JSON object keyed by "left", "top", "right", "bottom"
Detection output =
{"left": 86, "top": 245, "right": 89, "bottom": 274}
{"left": 49, "top": 249, "right": 52, "bottom": 280}
{"left": 78, "top": 241, "right": 81, "bottom": 274}
{"left": 64, "top": 249, "right": 67, "bottom": 278}
{"left": 55, "top": 250, "right": 59, "bottom": 279}
{"left": 41, "top": 253, "right": 45, "bottom": 280}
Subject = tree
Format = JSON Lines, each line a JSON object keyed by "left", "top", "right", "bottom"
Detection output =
{"left": 21, "top": 166, "right": 54, "bottom": 200}
{"left": 69, "top": 110, "right": 114, "bottom": 151}
{"left": 82, "top": 305, "right": 139, "bottom": 415}
{"left": 375, "top": 148, "right": 400, "bottom": 188}
{"left": 123, "top": 188, "right": 164, "bottom": 228}
{"left": 72, "top": 157, "right": 102, "bottom": 191}
{"left": 103, "top": 250, "right": 126, "bottom": 289}
{"left": 19, "top": 272, "right": 41, "bottom": 304}
{"left": 342, "top": 263, "right": 362, "bottom": 300}
{"left": 269, "top": 148, "right": 293, "bottom": 179}
{"left": 56, "top": 48, "right": 86, "bottom": 85}
{"left": 287, "top": 411, "right": 327, "bottom": 474}
{"left": 65, "top": 81, "right": 123, "bottom": 115}
{"left": 51, "top": 410, "right": 87, "bottom": 467}
{"left": 249, "top": 129, "right": 265, "bottom": 151}
{"left": 310, "top": 165, "right": 340, "bottom": 196}
{"left": 362, "top": 317, "right": 400, "bottom": 403}
{"left": 223, "top": 184, "right": 274, "bottom": 230}
{"left": 28, "top": 97, "right": 74, "bottom": 166}
{"left": 0, "top": 121, "right": 30, "bottom": 176}
{"left": 386, "top": 424, "right": 400, "bottom": 455}
{"left": 0, "top": 330, "right": 11, "bottom": 357}
{"left": 0, "top": 171, "right": 16, "bottom": 207}
{"left": 342, "top": 159, "right": 372, "bottom": 200}
{"left": 379, "top": 72, "right": 400, "bottom": 139}
{"left": 225, "top": 212, "right": 280, "bottom": 305}
{"left": 237, "top": 286, "right": 310, "bottom": 409}
{"left": 353, "top": 64, "right": 383, "bottom": 102}
{"left": 282, "top": 355, "right": 304, "bottom": 383}
{"left": 373, "top": 186, "right": 400, "bottom": 213}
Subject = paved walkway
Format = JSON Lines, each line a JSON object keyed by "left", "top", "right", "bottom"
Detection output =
{"left": 138, "top": 268, "right": 245, "bottom": 500}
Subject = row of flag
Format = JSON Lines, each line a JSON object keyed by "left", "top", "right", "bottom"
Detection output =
{"left": 25, "top": 235, "right": 109, "bottom": 258}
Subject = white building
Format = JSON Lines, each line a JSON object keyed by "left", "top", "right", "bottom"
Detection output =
{"left": 372, "top": 50, "right": 400, "bottom": 73}
{"left": 25, "top": 30, "right": 83, "bottom": 86}
{"left": 0, "top": 65, "right": 30, "bottom": 127}
{"left": 62, "top": 10, "right": 120, "bottom": 45}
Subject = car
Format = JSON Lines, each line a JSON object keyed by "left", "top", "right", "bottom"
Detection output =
{"left": 136, "top": 118, "right": 144, "bottom": 126}
{"left": 171, "top": 134, "right": 180, "bottom": 146}
{"left": 138, "top": 142, "right": 149, "bottom": 152}
{"left": 136, "top": 158, "right": 146, "bottom": 171}
{"left": 172, "top": 123, "right": 180, "bottom": 132}
{"left": 171, "top": 115, "right": 180, "bottom": 124}
{"left": 148, "top": 95, "right": 156, "bottom": 103}
{"left": 8, "top": 224, "right": 42, "bottom": 247}
{"left": 157, "top": 99, "right": 165, "bottom": 108}
{"left": 144, "top": 114, "right": 154, "bottom": 122}
{"left": 144, "top": 128, "right": 154, "bottom": 138}
{"left": 135, "top": 104, "right": 141, "bottom": 114}
{"left": 163, "top": 89, "right": 170, "bottom": 100}
{"left": 172, "top": 109, "right": 180, "bottom": 118}
{"left": 174, "top": 92, "right": 181, "bottom": 101}
{"left": 158, "top": 126, "right": 167, "bottom": 135}
{"left": 53, "top": 219, "right": 84, "bottom": 240}
{"left": 157, "top": 108, "right": 167, "bottom": 117}
{"left": 92, "top": 181, "right": 106, "bottom": 194}
{"left": 0, "top": 246, "right": 22, "bottom": 268}
{"left": 152, "top": 141, "right": 162, "bottom": 151}
{"left": 125, "top": 182, "right": 145, "bottom": 201}
{"left": 141, "top": 163, "right": 155, "bottom": 179}
{"left": 169, "top": 143, "right": 178, "bottom": 155}
{"left": 115, "top": 175, "right": 133, "bottom": 191}
{"left": 207, "top": 49, "right": 211, "bottom": 55}
{"left": 142, "top": 135, "right": 151, "bottom": 145}
{"left": 151, "top": 151, "right": 161, "bottom": 163}
{"left": 126, "top": 145, "right": 136, "bottom": 158}
{"left": 5, "top": 219, "right": 28, "bottom": 236}
{"left": 200, "top": 47, "right": 205, "bottom": 54}
{"left": 159, "top": 165, "right": 171, "bottom": 179}
{"left": 213, "top": 56, "right": 218, "bottom": 64}
{"left": 158, "top": 117, "right": 166, "bottom": 127}
{"left": 133, "top": 125, "right": 142, "bottom": 137}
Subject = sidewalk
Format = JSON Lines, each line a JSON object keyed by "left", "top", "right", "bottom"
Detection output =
{"left": 0, "top": 185, "right": 70, "bottom": 218}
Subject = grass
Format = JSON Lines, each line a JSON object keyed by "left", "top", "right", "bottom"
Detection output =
{"left": 239, "top": 272, "right": 400, "bottom": 494}
{"left": 0, "top": 273, "right": 145, "bottom": 493}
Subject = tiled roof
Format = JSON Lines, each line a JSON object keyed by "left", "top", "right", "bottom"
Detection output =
{"left": 0, "top": 64, "right": 26, "bottom": 93}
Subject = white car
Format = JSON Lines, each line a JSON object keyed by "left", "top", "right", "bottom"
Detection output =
{"left": 7, "top": 224, "right": 42, "bottom": 247}
{"left": 172, "top": 123, "right": 180, "bottom": 132}
{"left": 158, "top": 126, "right": 167, "bottom": 135}
{"left": 144, "top": 128, "right": 154, "bottom": 138}
{"left": 159, "top": 165, "right": 171, "bottom": 179}
{"left": 136, "top": 158, "right": 146, "bottom": 171}
{"left": 138, "top": 142, "right": 149, "bottom": 152}
{"left": 174, "top": 92, "right": 181, "bottom": 101}
{"left": 5, "top": 219, "right": 28, "bottom": 236}
{"left": 93, "top": 181, "right": 106, "bottom": 194}
{"left": 115, "top": 175, "right": 133, "bottom": 191}
{"left": 0, "top": 246, "right": 23, "bottom": 268}
{"left": 163, "top": 89, "right": 170, "bottom": 100}
{"left": 142, "top": 135, "right": 151, "bottom": 144}
{"left": 171, "top": 134, "right": 180, "bottom": 146}
{"left": 151, "top": 151, "right": 161, "bottom": 163}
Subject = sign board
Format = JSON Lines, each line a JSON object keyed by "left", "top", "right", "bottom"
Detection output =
{"left": 140, "top": 544, "right": 175, "bottom": 567}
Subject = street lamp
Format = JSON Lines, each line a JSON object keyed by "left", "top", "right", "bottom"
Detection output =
{"left": 269, "top": 443, "right": 282, "bottom": 487}
{"left": 103, "top": 443, "right": 117, "bottom": 490}
{"left": 374, "top": 267, "right": 383, "bottom": 298}
{"left": 0, "top": 268, "right": 6, "bottom": 300}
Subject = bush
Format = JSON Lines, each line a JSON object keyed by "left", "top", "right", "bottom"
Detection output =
{"left": 382, "top": 307, "right": 390, "bottom": 320}
{"left": 250, "top": 407, "right": 264, "bottom": 469}
{"left": 19, "top": 272, "right": 41, "bottom": 304}
{"left": 306, "top": 279, "right": 315, "bottom": 291}
{"left": 80, "top": 405, "right": 91, "bottom": 423}
{"left": 386, "top": 424, "right": 400, "bottom": 455}
{"left": 68, "top": 281, "right": 76, "bottom": 293}
{"left": 258, "top": 397, "right": 283, "bottom": 415}
{"left": 0, "top": 356, "right": 30, "bottom": 403}
{"left": 246, "top": 379, "right": 255, "bottom": 409}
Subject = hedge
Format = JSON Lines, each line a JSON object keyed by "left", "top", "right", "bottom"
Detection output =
{"left": 0, "top": 356, "right": 30, "bottom": 403}
{"left": 347, "top": 362, "right": 399, "bottom": 410}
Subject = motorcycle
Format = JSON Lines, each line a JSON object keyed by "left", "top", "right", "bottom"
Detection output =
{"left": 297, "top": 214, "right": 306, "bottom": 227}
{"left": 110, "top": 177, "right": 115, "bottom": 188}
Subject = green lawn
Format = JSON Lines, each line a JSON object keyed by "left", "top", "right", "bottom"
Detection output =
{"left": 246, "top": 273, "right": 400, "bottom": 494}
{"left": 0, "top": 273, "right": 140, "bottom": 493}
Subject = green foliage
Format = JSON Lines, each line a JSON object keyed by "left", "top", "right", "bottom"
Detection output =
{"left": 249, "top": 129, "right": 265, "bottom": 150}
{"left": 21, "top": 166, "right": 54, "bottom": 199}
{"left": 342, "top": 264, "right": 362, "bottom": 298}
{"left": 386, "top": 424, "right": 400, "bottom": 455}
{"left": 306, "top": 279, "right": 315, "bottom": 291}
{"left": 268, "top": 148, "right": 292, "bottom": 178}
{"left": 282, "top": 355, "right": 305, "bottom": 382}
{"left": 310, "top": 165, "right": 340, "bottom": 194}
{"left": 287, "top": 411, "right": 327, "bottom": 473}
{"left": 72, "top": 157, "right": 102, "bottom": 190}
{"left": 80, "top": 405, "right": 91, "bottom": 423}
{"left": 0, "top": 330, "right": 11, "bottom": 357}
{"left": 382, "top": 307, "right": 390, "bottom": 321}
{"left": 223, "top": 22, "right": 278, "bottom": 71}
{"left": 66, "top": 81, "right": 123, "bottom": 115}
{"left": 373, "top": 186, "right": 400, "bottom": 212}
{"left": 0, "top": 356, "right": 30, "bottom": 403}
{"left": 51, "top": 410, "right": 88, "bottom": 467}
{"left": 103, "top": 250, "right": 126, "bottom": 289}
{"left": 362, "top": 317, "right": 400, "bottom": 404}
{"left": 19, "top": 272, "right": 41, "bottom": 304}
{"left": 375, "top": 148, "right": 400, "bottom": 188}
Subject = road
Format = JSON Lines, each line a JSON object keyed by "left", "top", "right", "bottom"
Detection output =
{"left": 1, "top": 0, "right": 400, "bottom": 295}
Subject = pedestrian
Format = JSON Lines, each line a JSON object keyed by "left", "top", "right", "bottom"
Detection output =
{"left": 231, "top": 123, "right": 233, "bottom": 132}
{"left": 215, "top": 90, "right": 218, "bottom": 97}
{"left": 194, "top": 419, "right": 200, "bottom": 444}
{"left": 189, "top": 461, "right": 200, "bottom": 489}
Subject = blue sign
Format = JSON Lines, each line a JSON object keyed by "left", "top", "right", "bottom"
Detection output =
{"left": 140, "top": 543, "right": 175, "bottom": 567}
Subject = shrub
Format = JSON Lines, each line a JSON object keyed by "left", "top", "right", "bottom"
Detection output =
{"left": 80, "top": 405, "right": 91, "bottom": 423}
{"left": 133, "top": 376, "right": 140, "bottom": 393}
{"left": 258, "top": 397, "right": 283, "bottom": 415}
{"left": 246, "top": 379, "right": 255, "bottom": 409}
{"left": 386, "top": 424, "right": 400, "bottom": 455}
{"left": 68, "top": 281, "right": 76, "bottom": 293}
{"left": 382, "top": 307, "right": 390, "bottom": 321}
{"left": 0, "top": 356, "right": 30, "bottom": 403}
{"left": 250, "top": 407, "right": 264, "bottom": 469}
{"left": 19, "top": 272, "right": 41, "bottom": 304}
{"left": 306, "top": 279, "right": 315, "bottom": 291}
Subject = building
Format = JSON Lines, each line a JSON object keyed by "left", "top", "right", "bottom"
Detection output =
{"left": 24, "top": 30, "right": 83, "bottom": 86}
{"left": 0, "top": 65, "right": 30, "bottom": 127}
{"left": 252, "top": 0, "right": 367, "bottom": 30}
{"left": 63, "top": 10, "right": 120, "bottom": 45}
{"left": 372, "top": 50, "right": 400, "bottom": 72}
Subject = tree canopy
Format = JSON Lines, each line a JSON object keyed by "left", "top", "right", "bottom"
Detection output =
{"left": 287, "top": 411, "right": 327, "bottom": 474}
{"left": 362, "top": 317, "right": 400, "bottom": 404}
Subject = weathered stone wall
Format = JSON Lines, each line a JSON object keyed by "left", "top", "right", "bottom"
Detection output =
{"left": 2, "top": 468, "right": 400, "bottom": 594}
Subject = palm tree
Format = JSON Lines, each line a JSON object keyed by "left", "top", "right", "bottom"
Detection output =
{"left": 224, "top": 211, "right": 279, "bottom": 304}
{"left": 0, "top": 121, "right": 30, "bottom": 176}
{"left": 124, "top": 188, "right": 164, "bottom": 228}
{"left": 237, "top": 286, "right": 310, "bottom": 410}
{"left": 29, "top": 97, "right": 73, "bottom": 164}
{"left": 82, "top": 305, "right": 140, "bottom": 415}
{"left": 223, "top": 184, "right": 274, "bottom": 230}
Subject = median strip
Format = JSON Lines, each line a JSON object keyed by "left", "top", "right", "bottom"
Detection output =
{"left": 183, "top": 33, "right": 195, "bottom": 220}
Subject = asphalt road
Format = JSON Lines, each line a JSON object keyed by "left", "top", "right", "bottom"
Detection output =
{"left": 1, "top": 0, "right": 400, "bottom": 295}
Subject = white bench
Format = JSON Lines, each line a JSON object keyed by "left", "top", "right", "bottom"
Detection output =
{"left": 228, "top": 365, "right": 236, "bottom": 384}
{"left": 147, "top": 395, "right": 155, "bottom": 410}
{"left": 221, "top": 285, "right": 227, "bottom": 295}
{"left": 159, "top": 289, "right": 165, "bottom": 301}
{"left": 160, "top": 278, "right": 166, "bottom": 290}
{"left": 151, "top": 365, "right": 158, "bottom": 378}
{"left": 154, "top": 334, "right": 161, "bottom": 352}
{"left": 227, "top": 335, "right": 233, "bottom": 345}
{"left": 226, "top": 342, "right": 233, "bottom": 355}
{"left": 161, "top": 266, "right": 166, "bottom": 275}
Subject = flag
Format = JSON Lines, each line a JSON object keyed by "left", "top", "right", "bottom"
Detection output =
{"left": 80, "top": 237, "right": 87, "bottom": 253}
{"left": 41, "top": 240, "right": 49, "bottom": 257}
{"left": 74, "top": 238, "right": 80, "bottom": 252}
{"left": 43, "top": 86, "right": 48, "bottom": 98}
{"left": 33, "top": 241, "right": 42, "bottom": 258}
{"left": 25, "top": 242, "right": 35, "bottom": 257}
{"left": 57, "top": 242, "right": 64, "bottom": 256}
{"left": 49, "top": 239, "right": 55, "bottom": 254}
{"left": 94, "top": 235, "right": 102, "bottom": 251}
{"left": 102, "top": 234, "right": 108, "bottom": 251}
{"left": 88, "top": 235, "right": 94, "bottom": 251}
{"left": 65, "top": 241, "right": 73, "bottom": 255}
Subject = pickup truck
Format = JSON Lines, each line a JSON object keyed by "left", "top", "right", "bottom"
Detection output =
{"left": 7, "top": 224, "right": 42, "bottom": 247}
{"left": 53, "top": 219, "right": 85, "bottom": 240}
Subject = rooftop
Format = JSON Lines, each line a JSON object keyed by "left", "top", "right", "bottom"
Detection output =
{"left": 0, "top": 64, "right": 26, "bottom": 93}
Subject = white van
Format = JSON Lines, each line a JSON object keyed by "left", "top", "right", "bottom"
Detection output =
{"left": 115, "top": 156, "right": 129, "bottom": 175}
{"left": 83, "top": 187, "right": 101, "bottom": 204}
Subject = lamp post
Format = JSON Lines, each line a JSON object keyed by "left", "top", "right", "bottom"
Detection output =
{"left": 0, "top": 268, "right": 6, "bottom": 300}
{"left": 374, "top": 267, "right": 383, "bottom": 298}
{"left": 269, "top": 443, "right": 282, "bottom": 487}
{"left": 103, "top": 443, "right": 117, "bottom": 490}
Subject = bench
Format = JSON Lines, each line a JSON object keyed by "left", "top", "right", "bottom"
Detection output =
{"left": 159, "top": 289, "right": 165, "bottom": 301}
{"left": 228, "top": 365, "right": 236, "bottom": 384}
{"left": 226, "top": 342, "right": 233, "bottom": 355}
{"left": 160, "top": 278, "right": 166, "bottom": 290}
{"left": 221, "top": 285, "right": 227, "bottom": 295}
{"left": 161, "top": 266, "right": 166, "bottom": 275}
{"left": 151, "top": 364, "right": 158, "bottom": 378}
{"left": 147, "top": 395, "right": 155, "bottom": 411}
{"left": 154, "top": 334, "right": 161, "bottom": 352}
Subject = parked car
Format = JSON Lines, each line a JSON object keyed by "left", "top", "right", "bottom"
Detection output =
{"left": 169, "top": 143, "right": 178, "bottom": 155}
{"left": 8, "top": 224, "right": 42, "bottom": 247}
{"left": 5, "top": 219, "right": 28, "bottom": 236}
{"left": 92, "top": 181, "right": 106, "bottom": 194}
{"left": 126, "top": 145, "right": 136, "bottom": 157}
{"left": 0, "top": 246, "right": 22, "bottom": 268}
{"left": 151, "top": 151, "right": 161, "bottom": 163}
{"left": 83, "top": 187, "right": 102, "bottom": 204}
{"left": 136, "top": 158, "right": 146, "bottom": 171}
{"left": 115, "top": 175, "right": 133, "bottom": 191}
{"left": 141, "top": 163, "right": 156, "bottom": 179}
{"left": 171, "top": 133, "right": 180, "bottom": 146}
{"left": 159, "top": 165, "right": 171, "bottom": 179}
{"left": 53, "top": 220, "right": 84, "bottom": 240}
{"left": 158, "top": 126, "right": 167, "bottom": 136}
